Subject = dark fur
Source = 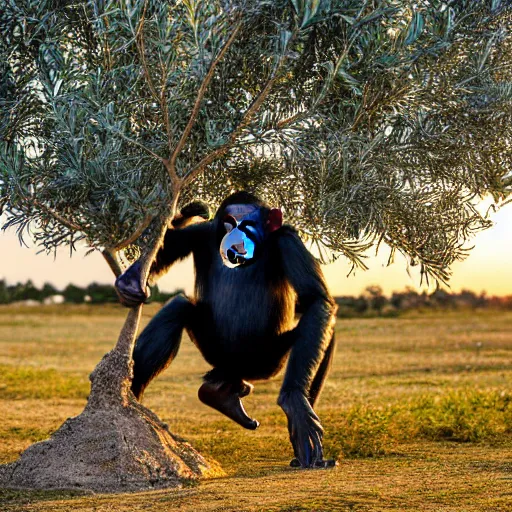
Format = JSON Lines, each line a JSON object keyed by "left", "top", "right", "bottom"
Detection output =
{"left": 125, "top": 192, "right": 337, "bottom": 467}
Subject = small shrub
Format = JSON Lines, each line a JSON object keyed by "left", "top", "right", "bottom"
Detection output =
{"left": 324, "top": 405, "right": 404, "bottom": 459}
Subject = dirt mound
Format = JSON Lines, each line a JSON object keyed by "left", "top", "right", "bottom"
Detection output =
{"left": 0, "top": 343, "right": 224, "bottom": 493}
{"left": 0, "top": 394, "right": 223, "bottom": 493}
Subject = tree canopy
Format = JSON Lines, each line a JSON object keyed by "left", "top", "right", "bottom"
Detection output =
{"left": 1, "top": 0, "right": 511, "bottom": 283}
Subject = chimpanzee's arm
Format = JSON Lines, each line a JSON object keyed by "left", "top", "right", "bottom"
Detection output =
{"left": 150, "top": 221, "right": 211, "bottom": 279}
{"left": 276, "top": 227, "right": 337, "bottom": 467}
{"left": 115, "top": 221, "right": 211, "bottom": 307}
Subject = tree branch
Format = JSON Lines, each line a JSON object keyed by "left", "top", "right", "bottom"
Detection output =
{"left": 276, "top": 110, "right": 306, "bottom": 130}
{"left": 160, "top": 76, "right": 179, "bottom": 184}
{"left": 102, "top": 249, "right": 124, "bottom": 277}
{"left": 132, "top": 1, "right": 178, "bottom": 183}
{"left": 113, "top": 213, "right": 154, "bottom": 251}
{"left": 111, "top": 128, "right": 167, "bottom": 165}
{"left": 32, "top": 199, "right": 83, "bottom": 232}
{"left": 169, "top": 21, "right": 242, "bottom": 174}
{"left": 274, "top": 30, "right": 359, "bottom": 132}
{"left": 135, "top": 1, "right": 159, "bottom": 103}
{"left": 161, "top": 76, "right": 174, "bottom": 155}
{"left": 137, "top": 195, "right": 180, "bottom": 292}
{"left": 182, "top": 49, "right": 288, "bottom": 187}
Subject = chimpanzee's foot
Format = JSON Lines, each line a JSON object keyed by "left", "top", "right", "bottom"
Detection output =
{"left": 239, "top": 380, "right": 254, "bottom": 398}
{"left": 198, "top": 381, "right": 259, "bottom": 430}
{"left": 290, "top": 458, "right": 337, "bottom": 468}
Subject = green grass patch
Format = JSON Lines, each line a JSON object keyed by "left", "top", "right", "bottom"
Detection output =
{"left": 324, "top": 388, "right": 512, "bottom": 459}
{"left": 188, "top": 389, "right": 512, "bottom": 466}
{"left": 0, "top": 364, "right": 89, "bottom": 400}
{"left": 0, "top": 426, "right": 54, "bottom": 443}
{"left": 411, "top": 388, "right": 512, "bottom": 442}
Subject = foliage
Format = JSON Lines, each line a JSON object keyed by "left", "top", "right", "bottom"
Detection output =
{"left": 62, "top": 284, "right": 87, "bottom": 304}
{"left": 0, "top": 0, "right": 511, "bottom": 283}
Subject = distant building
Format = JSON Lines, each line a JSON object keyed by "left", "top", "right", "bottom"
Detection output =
{"left": 43, "top": 295, "right": 65, "bottom": 305}
{"left": 11, "top": 300, "right": 41, "bottom": 307}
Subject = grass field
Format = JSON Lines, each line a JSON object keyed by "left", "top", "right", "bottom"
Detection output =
{"left": 0, "top": 304, "right": 511, "bottom": 511}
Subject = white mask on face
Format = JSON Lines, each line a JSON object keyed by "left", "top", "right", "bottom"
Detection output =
{"left": 220, "top": 213, "right": 263, "bottom": 268}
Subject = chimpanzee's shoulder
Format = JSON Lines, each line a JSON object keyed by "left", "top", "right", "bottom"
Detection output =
{"left": 274, "top": 224, "right": 299, "bottom": 237}
{"left": 272, "top": 224, "right": 305, "bottom": 246}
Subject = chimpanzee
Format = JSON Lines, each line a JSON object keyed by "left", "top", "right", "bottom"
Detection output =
{"left": 115, "top": 191, "right": 337, "bottom": 468}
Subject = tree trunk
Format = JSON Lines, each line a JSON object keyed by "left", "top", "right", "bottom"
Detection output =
{"left": 0, "top": 211, "right": 224, "bottom": 493}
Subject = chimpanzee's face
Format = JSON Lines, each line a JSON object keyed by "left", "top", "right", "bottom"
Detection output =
{"left": 220, "top": 204, "right": 265, "bottom": 268}
{"left": 224, "top": 204, "right": 258, "bottom": 220}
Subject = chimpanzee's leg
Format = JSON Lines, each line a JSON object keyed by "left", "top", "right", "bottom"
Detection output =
{"left": 132, "top": 294, "right": 194, "bottom": 400}
{"left": 198, "top": 368, "right": 259, "bottom": 430}
{"left": 194, "top": 330, "right": 298, "bottom": 431}
{"left": 308, "top": 332, "right": 336, "bottom": 408}
{"left": 287, "top": 332, "right": 337, "bottom": 468}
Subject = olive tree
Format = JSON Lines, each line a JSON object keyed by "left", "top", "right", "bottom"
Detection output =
{"left": 0, "top": 0, "right": 510, "bottom": 492}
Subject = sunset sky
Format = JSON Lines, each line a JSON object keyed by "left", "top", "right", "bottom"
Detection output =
{"left": 1, "top": 204, "right": 511, "bottom": 297}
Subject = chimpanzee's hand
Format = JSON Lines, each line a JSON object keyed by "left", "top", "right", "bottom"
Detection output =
{"left": 115, "top": 261, "right": 150, "bottom": 307}
{"left": 278, "top": 390, "right": 335, "bottom": 468}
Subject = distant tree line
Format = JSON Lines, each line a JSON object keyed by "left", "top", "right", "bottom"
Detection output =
{"left": 0, "top": 280, "right": 180, "bottom": 305}
{"left": 335, "top": 286, "right": 512, "bottom": 317}
{"left": 1, "top": 280, "right": 512, "bottom": 315}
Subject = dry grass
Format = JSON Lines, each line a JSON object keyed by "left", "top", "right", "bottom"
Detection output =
{"left": 0, "top": 305, "right": 511, "bottom": 511}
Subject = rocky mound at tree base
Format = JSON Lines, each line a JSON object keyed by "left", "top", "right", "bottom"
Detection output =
{"left": 0, "top": 396, "right": 224, "bottom": 493}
